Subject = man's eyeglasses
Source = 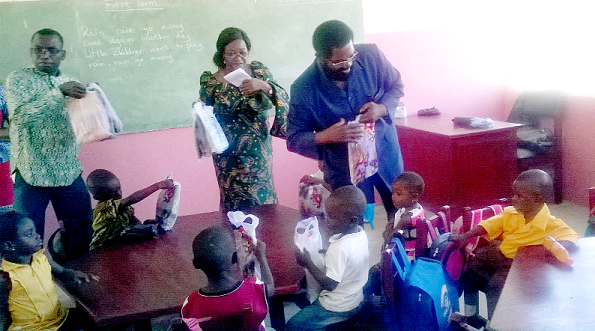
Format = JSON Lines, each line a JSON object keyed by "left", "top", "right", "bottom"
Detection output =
{"left": 224, "top": 50, "right": 249, "bottom": 58}
{"left": 31, "top": 47, "right": 64, "bottom": 56}
{"left": 327, "top": 51, "right": 358, "bottom": 69}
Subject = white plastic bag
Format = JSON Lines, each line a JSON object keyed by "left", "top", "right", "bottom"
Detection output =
{"left": 228, "top": 211, "right": 261, "bottom": 279}
{"left": 298, "top": 183, "right": 330, "bottom": 217}
{"left": 193, "top": 101, "right": 229, "bottom": 157}
{"left": 294, "top": 216, "right": 325, "bottom": 302}
{"left": 67, "top": 83, "right": 121, "bottom": 144}
{"left": 155, "top": 181, "right": 181, "bottom": 231}
{"left": 348, "top": 116, "right": 378, "bottom": 185}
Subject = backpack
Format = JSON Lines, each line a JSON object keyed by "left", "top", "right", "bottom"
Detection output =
{"left": 451, "top": 204, "right": 503, "bottom": 259}
{"left": 389, "top": 238, "right": 460, "bottom": 331}
{"left": 427, "top": 233, "right": 465, "bottom": 294}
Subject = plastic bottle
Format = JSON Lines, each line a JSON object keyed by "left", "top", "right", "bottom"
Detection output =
{"left": 395, "top": 102, "right": 407, "bottom": 119}
{"left": 543, "top": 236, "right": 573, "bottom": 265}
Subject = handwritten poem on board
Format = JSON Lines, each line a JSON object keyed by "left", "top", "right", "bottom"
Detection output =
{"left": 76, "top": 0, "right": 203, "bottom": 69}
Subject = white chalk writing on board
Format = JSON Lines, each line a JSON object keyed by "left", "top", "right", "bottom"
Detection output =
{"left": 104, "top": 0, "right": 164, "bottom": 11}
{"left": 77, "top": 22, "right": 203, "bottom": 69}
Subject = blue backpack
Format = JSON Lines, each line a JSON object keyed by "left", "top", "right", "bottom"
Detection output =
{"left": 389, "top": 238, "right": 460, "bottom": 331}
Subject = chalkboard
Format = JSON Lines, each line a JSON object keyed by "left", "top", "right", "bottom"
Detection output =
{"left": 0, "top": 0, "right": 363, "bottom": 133}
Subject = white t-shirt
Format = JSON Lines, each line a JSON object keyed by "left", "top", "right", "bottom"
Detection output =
{"left": 318, "top": 226, "right": 369, "bottom": 312}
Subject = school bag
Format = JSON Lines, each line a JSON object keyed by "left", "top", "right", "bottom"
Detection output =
{"left": 451, "top": 204, "right": 503, "bottom": 259}
{"left": 427, "top": 232, "right": 465, "bottom": 294}
{"left": 388, "top": 237, "right": 460, "bottom": 331}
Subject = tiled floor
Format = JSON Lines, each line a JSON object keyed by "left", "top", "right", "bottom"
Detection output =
{"left": 58, "top": 200, "right": 590, "bottom": 330}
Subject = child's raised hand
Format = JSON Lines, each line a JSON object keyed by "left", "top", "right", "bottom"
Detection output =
{"left": 157, "top": 179, "right": 175, "bottom": 190}
{"left": 382, "top": 222, "right": 394, "bottom": 243}
{"left": 254, "top": 240, "right": 267, "bottom": 261}
{"left": 294, "top": 246, "right": 311, "bottom": 267}
{"left": 300, "top": 174, "right": 314, "bottom": 184}
{"left": 449, "top": 234, "right": 466, "bottom": 247}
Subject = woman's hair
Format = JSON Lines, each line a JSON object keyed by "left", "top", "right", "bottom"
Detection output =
{"left": 213, "top": 27, "right": 251, "bottom": 69}
{"left": 395, "top": 171, "right": 425, "bottom": 196}
{"left": 312, "top": 20, "right": 354, "bottom": 58}
{"left": 0, "top": 210, "right": 27, "bottom": 245}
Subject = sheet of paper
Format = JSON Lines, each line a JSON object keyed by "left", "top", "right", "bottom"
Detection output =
{"left": 223, "top": 68, "right": 252, "bottom": 87}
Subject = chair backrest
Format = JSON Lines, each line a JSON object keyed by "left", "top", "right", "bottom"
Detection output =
{"left": 507, "top": 91, "right": 566, "bottom": 128}
{"left": 415, "top": 206, "right": 451, "bottom": 257}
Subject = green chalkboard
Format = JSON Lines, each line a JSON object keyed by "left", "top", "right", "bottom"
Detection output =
{"left": 0, "top": 0, "right": 363, "bottom": 133}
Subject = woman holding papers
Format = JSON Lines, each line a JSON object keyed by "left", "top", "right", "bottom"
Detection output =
{"left": 199, "top": 27, "right": 290, "bottom": 211}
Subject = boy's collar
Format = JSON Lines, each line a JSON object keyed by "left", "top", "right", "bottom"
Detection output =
{"left": 1, "top": 249, "right": 45, "bottom": 269}
{"left": 514, "top": 204, "right": 550, "bottom": 230}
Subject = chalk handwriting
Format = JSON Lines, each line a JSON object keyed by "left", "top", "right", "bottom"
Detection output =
{"left": 104, "top": 0, "right": 164, "bottom": 11}
{"left": 77, "top": 21, "right": 202, "bottom": 69}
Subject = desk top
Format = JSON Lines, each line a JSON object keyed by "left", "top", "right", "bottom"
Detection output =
{"left": 394, "top": 114, "right": 521, "bottom": 138}
{"left": 490, "top": 237, "right": 595, "bottom": 331}
{"left": 62, "top": 204, "right": 305, "bottom": 326}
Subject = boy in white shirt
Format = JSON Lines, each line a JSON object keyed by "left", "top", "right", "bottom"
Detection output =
{"left": 287, "top": 185, "right": 369, "bottom": 330}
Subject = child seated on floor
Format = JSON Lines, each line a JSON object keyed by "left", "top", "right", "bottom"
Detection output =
{"left": 86, "top": 169, "right": 175, "bottom": 250}
{"left": 382, "top": 171, "right": 426, "bottom": 255}
{"left": 181, "top": 226, "right": 274, "bottom": 331}
{"left": 0, "top": 211, "right": 98, "bottom": 331}
{"left": 451, "top": 169, "right": 579, "bottom": 328}
{"left": 286, "top": 185, "right": 369, "bottom": 331}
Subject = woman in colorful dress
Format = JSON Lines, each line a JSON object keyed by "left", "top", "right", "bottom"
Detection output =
{"left": 199, "top": 27, "right": 290, "bottom": 211}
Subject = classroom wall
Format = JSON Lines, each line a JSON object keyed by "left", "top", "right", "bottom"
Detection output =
{"left": 362, "top": 0, "right": 595, "bottom": 208}
{"left": 32, "top": 0, "right": 595, "bottom": 225}
{"left": 79, "top": 127, "right": 318, "bottom": 220}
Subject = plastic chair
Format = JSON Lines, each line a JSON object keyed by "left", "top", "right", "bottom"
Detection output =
{"left": 362, "top": 203, "right": 375, "bottom": 229}
{"left": 507, "top": 91, "right": 566, "bottom": 204}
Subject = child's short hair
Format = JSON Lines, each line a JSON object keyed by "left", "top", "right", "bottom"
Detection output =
{"left": 0, "top": 210, "right": 28, "bottom": 245}
{"left": 86, "top": 169, "right": 118, "bottom": 200}
{"left": 516, "top": 169, "right": 554, "bottom": 202}
{"left": 327, "top": 185, "right": 367, "bottom": 222}
{"left": 394, "top": 171, "right": 425, "bottom": 196}
{"left": 192, "top": 227, "right": 236, "bottom": 276}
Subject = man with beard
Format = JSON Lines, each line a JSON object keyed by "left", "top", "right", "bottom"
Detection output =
{"left": 287, "top": 20, "right": 405, "bottom": 222}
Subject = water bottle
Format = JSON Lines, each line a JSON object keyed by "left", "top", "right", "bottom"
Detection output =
{"left": 543, "top": 236, "right": 573, "bottom": 265}
{"left": 394, "top": 102, "right": 407, "bottom": 119}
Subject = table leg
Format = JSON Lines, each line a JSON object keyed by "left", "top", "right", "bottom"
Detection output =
{"left": 133, "top": 319, "right": 152, "bottom": 331}
{"left": 269, "top": 296, "right": 286, "bottom": 331}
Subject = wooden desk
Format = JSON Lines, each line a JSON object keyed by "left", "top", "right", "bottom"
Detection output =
{"left": 395, "top": 115, "right": 521, "bottom": 215}
{"left": 62, "top": 204, "right": 305, "bottom": 329}
{"left": 490, "top": 238, "right": 595, "bottom": 331}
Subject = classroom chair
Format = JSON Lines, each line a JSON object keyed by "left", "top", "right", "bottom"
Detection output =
{"left": 362, "top": 203, "right": 375, "bottom": 229}
{"left": 507, "top": 91, "right": 566, "bottom": 204}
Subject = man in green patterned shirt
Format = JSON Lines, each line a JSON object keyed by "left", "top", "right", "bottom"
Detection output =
{"left": 6, "top": 29, "right": 93, "bottom": 253}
